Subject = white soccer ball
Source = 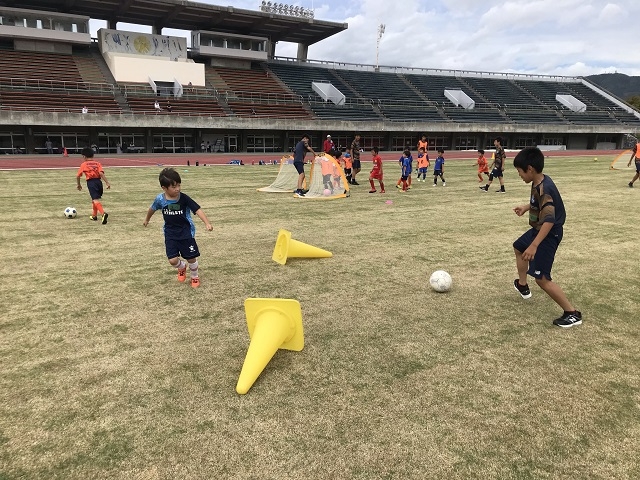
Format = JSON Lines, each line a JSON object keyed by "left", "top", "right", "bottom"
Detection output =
{"left": 429, "top": 270, "right": 452, "bottom": 292}
{"left": 64, "top": 206, "right": 77, "bottom": 219}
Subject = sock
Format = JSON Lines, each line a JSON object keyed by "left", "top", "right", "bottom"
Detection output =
{"left": 189, "top": 260, "right": 199, "bottom": 278}
{"left": 92, "top": 204, "right": 98, "bottom": 217}
{"left": 442, "top": 177, "right": 446, "bottom": 183}
{"left": 380, "top": 181, "right": 385, "bottom": 190}
{"left": 174, "top": 260, "right": 186, "bottom": 271}
{"left": 94, "top": 201, "right": 105, "bottom": 215}
{"left": 369, "top": 180, "right": 375, "bottom": 189}
{"left": 501, "top": 186, "right": 505, "bottom": 191}
{"left": 402, "top": 180, "right": 408, "bottom": 190}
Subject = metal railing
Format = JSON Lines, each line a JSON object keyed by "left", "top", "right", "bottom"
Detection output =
{"left": 0, "top": 76, "right": 115, "bottom": 94}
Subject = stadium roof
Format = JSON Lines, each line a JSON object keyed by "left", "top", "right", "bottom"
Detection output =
{"left": 0, "top": 0, "right": 348, "bottom": 45}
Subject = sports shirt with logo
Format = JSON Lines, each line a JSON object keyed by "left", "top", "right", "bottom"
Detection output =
{"left": 494, "top": 146, "right": 506, "bottom": 170}
{"left": 529, "top": 175, "right": 565, "bottom": 235}
{"left": 150, "top": 192, "right": 200, "bottom": 240}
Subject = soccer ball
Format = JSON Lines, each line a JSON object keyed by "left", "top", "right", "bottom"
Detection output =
{"left": 64, "top": 206, "right": 77, "bottom": 219}
{"left": 429, "top": 270, "right": 452, "bottom": 293}
{"left": 323, "top": 188, "right": 331, "bottom": 196}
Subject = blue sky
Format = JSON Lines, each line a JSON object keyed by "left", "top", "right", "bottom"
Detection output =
{"left": 91, "top": 0, "right": 640, "bottom": 76}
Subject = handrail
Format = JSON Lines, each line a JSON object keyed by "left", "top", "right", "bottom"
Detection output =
{"left": 0, "top": 76, "right": 115, "bottom": 94}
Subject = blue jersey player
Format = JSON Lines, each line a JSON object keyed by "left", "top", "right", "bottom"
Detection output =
{"left": 143, "top": 168, "right": 213, "bottom": 288}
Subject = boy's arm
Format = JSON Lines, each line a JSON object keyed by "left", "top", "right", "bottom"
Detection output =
{"left": 521, "top": 222, "right": 553, "bottom": 262}
{"left": 100, "top": 172, "right": 111, "bottom": 189}
{"left": 513, "top": 204, "right": 531, "bottom": 216}
{"left": 76, "top": 173, "right": 83, "bottom": 190}
{"left": 143, "top": 208, "right": 155, "bottom": 226}
{"left": 194, "top": 208, "right": 213, "bottom": 231}
{"left": 629, "top": 149, "right": 636, "bottom": 166}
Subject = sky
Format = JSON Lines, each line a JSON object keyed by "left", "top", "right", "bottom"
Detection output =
{"left": 90, "top": 0, "right": 640, "bottom": 77}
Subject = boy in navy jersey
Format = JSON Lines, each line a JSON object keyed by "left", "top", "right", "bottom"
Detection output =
{"left": 143, "top": 168, "right": 213, "bottom": 288}
{"left": 512, "top": 147, "right": 581, "bottom": 327}
{"left": 432, "top": 149, "right": 446, "bottom": 186}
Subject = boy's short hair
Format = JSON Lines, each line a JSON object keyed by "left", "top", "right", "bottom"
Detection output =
{"left": 301, "top": 133, "right": 310, "bottom": 140}
{"left": 159, "top": 167, "right": 181, "bottom": 187}
{"left": 403, "top": 149, "right": 410, "bottom": 156}
{"left": 478, "top": 149, "right": 485, "bottom": 154}
{"left": 372, "top": 146, "right": 379, "bottom": 153}
{"left": 437, "top": 148, "right": 444, "bottom": 154}
{"left": 513, "top": 147, "right": 544, "bottom": 173}
{"left": 81, "top": 147, "right": 94, "bottom": 158}
{"left": 494, "top": 136, "right": 503, "bottom": 144}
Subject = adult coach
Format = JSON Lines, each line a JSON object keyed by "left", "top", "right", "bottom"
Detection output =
{"left": 480, "top": 136, "right": 507, "bottom": 193}
{"left": 294, "top": 133, "right": 316, "bottom": 197}
{"left": 323, "top": 135, "right": 335, "bottom": 154}
{"left": 349, "top": 133, "right": 362, "bottom": 185}
{"left": 627, "top": 143, "right": 640, "bottom": 187}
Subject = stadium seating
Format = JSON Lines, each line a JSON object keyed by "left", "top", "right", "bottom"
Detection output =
{"left": 333, "top": 69, "right": 420, "bottom": 102}
{"left": 405, "top": 74, "right": 483, "bottom": 104}
{"left": 461, "top": 77, "right": 542, "bottom": 107}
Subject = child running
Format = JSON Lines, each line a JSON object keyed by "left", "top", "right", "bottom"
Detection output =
{"left": 76, "top": 147, "right": 111, "bottom": 224}
{"left": 143, "top": 168, "right": 213, "bottom": 289}
{"left": 512, "top": 147, "right": 581, "bottom": 328}
{"left": 396, "top": 149, "right": 413, "bottom": 190}
{"left": 398, "top": 149, "right": 412, "bottom": 192}
{"left": 416, "top": 147, "right": 430, "bottom": 182}
{"left": 473, "top": 149, "right": 490, "bottom": 182}
{"left": 433, "top": 149, "right": 446, "bottom": 186}
{"left": 369, "top": 146, "right": 385, "bottom": 193}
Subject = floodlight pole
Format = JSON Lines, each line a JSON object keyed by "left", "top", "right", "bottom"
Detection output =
{"left": 375, "top": 23, "right": 385, "bottom": 72}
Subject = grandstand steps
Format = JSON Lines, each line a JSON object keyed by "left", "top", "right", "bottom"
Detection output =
{"left": 400, "top": 75, "right": 431, "bottom": 104}
{"left": 88, "top": 49, "right": 132, "bottom": 113}
{"left": 329, "top": 70, "right": 364, "bottom": 99}
{"left": 204, "top": 68, "right": 233, "bottom": 115}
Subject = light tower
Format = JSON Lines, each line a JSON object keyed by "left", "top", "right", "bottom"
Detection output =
{"left": 375, "top": 23, "right": 385, "bottom": 71}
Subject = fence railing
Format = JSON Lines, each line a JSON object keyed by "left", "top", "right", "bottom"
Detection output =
{"left": 0, "top": 77, "right": 115, "bottom": 94}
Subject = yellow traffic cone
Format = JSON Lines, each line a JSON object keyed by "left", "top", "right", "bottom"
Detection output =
{"left": 272, "top": 229, "right": 332, "bottom": 265}
{"left": 236, "top": 298, "right": 304, "bottom": 395}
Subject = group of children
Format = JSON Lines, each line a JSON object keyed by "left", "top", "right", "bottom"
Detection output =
{"left": 75, "top": 140, "right": 582, "bottom": 328}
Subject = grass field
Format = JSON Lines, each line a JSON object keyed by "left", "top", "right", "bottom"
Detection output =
{"left": 1, "top": 155, "right": 639, "bottom": 479}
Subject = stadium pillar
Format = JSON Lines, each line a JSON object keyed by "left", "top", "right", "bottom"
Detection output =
{"left": 107, "top": 19, "right": 117, "bottom": 30}
{"left": 296, "top": 43, "right": 309, "bottom": 62}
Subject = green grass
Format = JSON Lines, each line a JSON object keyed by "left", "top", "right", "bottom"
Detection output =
{"left": 0, "top": 156, "right": 639, "bottom": 479}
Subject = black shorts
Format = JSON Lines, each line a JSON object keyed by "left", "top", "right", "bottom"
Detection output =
{"left": 491, "top": 168, "right": 503, "bottom": 178}
{"left": 165, "top": 237, "right": 200, "bottom": 260}
{"left": 513, "top": 227, "right": 563, "bottom": 280}
{"left": 344, "top": 168, "right": 352, "bottom": 175}
{"left": 352, "top": 159, "right": 361, "bottom": 170}
{"left": 635, "top": 160, "right": 640, "bottom": 173}
{"left": 87, "top": 178, "right": 104, "bottom": 200}
{"left": 433, "top": 169, "right": 443, "bottom": 176}
{"left": 293, "top": 161, "right": 305, "bottom": 174}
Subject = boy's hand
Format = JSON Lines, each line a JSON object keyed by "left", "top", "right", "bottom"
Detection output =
{"left": 205, "top": 223, "right": 213, "bottom": 231}
{"left": 106, "top": 183, "right": 111, "bottom": 189}
{"left": 77, "top": 185, "right": 82, "bottom": 191}
{"left": 143, "top": 220, "right": 149, "bottom": 227}
{"left": 513, "top": 205, "right": 527, "bottom": 216}
{"left": 522, "top": 244, "right": 537, "bottom": 262}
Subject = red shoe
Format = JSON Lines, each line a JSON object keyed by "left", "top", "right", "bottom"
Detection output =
{"left": 177, "top": 267, "right": 187, "bottom": 282}
{"left": 191, "top": 277, "right": 200, "bottom": 289}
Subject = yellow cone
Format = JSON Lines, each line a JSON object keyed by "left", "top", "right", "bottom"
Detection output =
{"left": 236, "top": 298, "right": 304, "bottom": 395}
{"left": 272, "top": 229, "right": 333, "bottom": 265}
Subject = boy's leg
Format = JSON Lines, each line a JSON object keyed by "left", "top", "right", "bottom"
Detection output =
{"left": 369, "top": 177, "right": 376, "bottom": 193}
{"left": 535, "top": 277, "right": 575, "bottom": 312}
{"left": 169, "top": 256, "right": 187, "bottom": 282}
{"left": 514, "top": 248, "right": 529, "bottom": 287}
{"left": 379, "top": 180, "right": 385, "bottom": 192}
{"left": 187, "top": 258, "right": 199, "bottom": 288}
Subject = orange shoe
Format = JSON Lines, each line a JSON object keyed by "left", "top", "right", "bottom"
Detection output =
{"left": 177, "top": 267, "right": 187, "bottom": 282}
{"left": 191, "top": 277, "right": 200, "bottom": 289}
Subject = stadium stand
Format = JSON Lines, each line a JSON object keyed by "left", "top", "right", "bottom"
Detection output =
{"left": 405, "top": 74, "right": 484, "bottom": 104}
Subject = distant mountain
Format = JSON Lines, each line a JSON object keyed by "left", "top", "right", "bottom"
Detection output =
{"left": 586, "top": 73, "right": 640, "bottom": 100}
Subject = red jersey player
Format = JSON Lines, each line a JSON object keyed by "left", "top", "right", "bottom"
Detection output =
{"left": 369, "top": 146, "right": 385, "bottom": 193}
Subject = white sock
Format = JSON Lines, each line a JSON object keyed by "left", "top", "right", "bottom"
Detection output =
{"left": 189, "top": 260, "right": 199, "bottom": 278}
{"left": 174, "top": 260, "right": 186, "bottom": 271}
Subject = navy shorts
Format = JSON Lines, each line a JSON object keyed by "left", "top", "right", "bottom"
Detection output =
{"left": 293, "top": 161, "right": 305, "bottom": 174}
{"left": 419, "top": 167, "right": 428, "bottom": 174}
{"left": 513, "top": 227, "right": 563, "bottom": 280}
{"left": 490, "top": 167, "right": 503, "bottom": 178}
{"left": 433, "top": 169, "right": 443, "bottom": 176}
{"left": 165, "top": 237, "right": 200, "bottom": 260}
{"left": 352, "top": 159, "right": 361, "bottom": 170}
{"left": 635, "top": 161, "right": 640, "bottom": 173}
{"left": 87, "top": 178, "right": 104, "bottom": 200}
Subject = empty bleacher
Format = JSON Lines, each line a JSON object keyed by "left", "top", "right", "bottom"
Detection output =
{"left": 405, "top": 74, "right": 483, "bottom": 104}
{"left": 122, "top": 83, "right": 226, "bottom": 116}
{"left": 333, "top": 70, "right": 420, "bottom": 102}
{"left": 212, "top": 65, "right": 312, "bottom": 119}
{"left": 462, "top": 77, "right": 541, "bottom": 107}
{"left": 378, "top": 103, "right": 444, "bottom": 122}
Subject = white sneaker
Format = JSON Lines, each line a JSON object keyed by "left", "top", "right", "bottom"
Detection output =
{"left": 432, "top": 183, "right": 436, "bottom": 187}
{"left": 442, "top": 182, "right": 446, "bottom": 187}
